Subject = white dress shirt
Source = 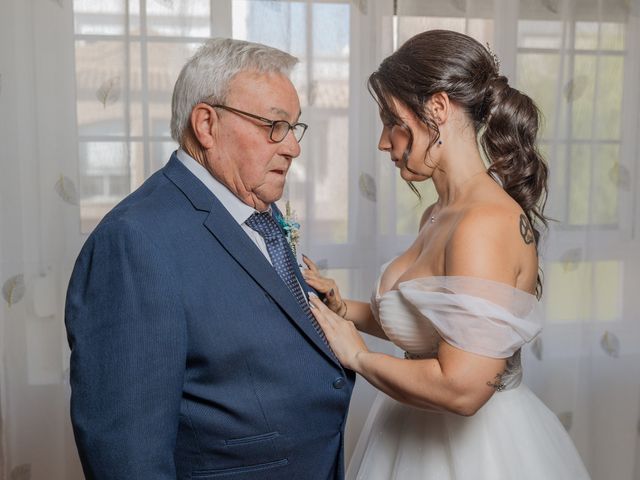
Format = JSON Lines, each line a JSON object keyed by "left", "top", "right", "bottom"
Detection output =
{"left": 176, "top": 149, "right": 273, "bottom": 265}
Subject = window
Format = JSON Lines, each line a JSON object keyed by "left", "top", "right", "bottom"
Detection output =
{"left": 234, "top": 1, "right": 351, "bottom": 245}
{"left": 517, "top": 10, "right": 628, "bottom": 229}
{"left": 72, "top": 0, "right": 353, "bottom": 241}
{"left": 391, "top": 0, "right": 639, "bottom": 327}
{"left": 73, "top": 0, "right": 227, "bottom": 232}
{"left": 515, "top": 1, "right": 635, "bottom": 325}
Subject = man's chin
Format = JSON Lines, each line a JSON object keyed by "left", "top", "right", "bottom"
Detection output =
{"left": 254, "top": 188, "right": 286, "bottom": 208}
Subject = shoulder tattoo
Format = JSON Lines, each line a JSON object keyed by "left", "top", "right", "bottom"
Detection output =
{"left": 519, "top": 214, "right": 535, "bottom": 245}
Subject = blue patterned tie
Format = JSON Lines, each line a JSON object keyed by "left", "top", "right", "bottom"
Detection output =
{"left": 246, "top": 212, "right": 328, "bottom": 346}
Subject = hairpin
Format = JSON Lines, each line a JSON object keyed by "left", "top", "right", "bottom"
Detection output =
{"left": 485, "top": 42, "right": 500, "bottom": 73}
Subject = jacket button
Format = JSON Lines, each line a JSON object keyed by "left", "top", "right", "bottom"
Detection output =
{"left": 332, "top": 377, "right": 346, "bottom": 389}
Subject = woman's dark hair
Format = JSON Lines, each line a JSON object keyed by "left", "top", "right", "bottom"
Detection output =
{"left": 368, "top": 29, "right": 549, "bottom": 297}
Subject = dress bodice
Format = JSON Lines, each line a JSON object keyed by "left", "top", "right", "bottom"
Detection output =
{"left": 370, "top": 262, "right": 542, "bottom": 390}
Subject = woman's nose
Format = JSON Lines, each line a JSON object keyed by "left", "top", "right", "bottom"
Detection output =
{"left": 378, "top": 131, "right": 391, "bottom": 152}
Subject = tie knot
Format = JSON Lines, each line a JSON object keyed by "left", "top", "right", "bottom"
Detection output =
{"left": 246, "top": 211, "right": 282, "bottom": 239}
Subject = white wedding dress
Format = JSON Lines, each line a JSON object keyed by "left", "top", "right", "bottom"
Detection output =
{"left": 346, "top": 267, "right": 591, "bottom": 480}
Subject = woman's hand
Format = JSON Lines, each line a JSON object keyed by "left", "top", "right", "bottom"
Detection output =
{"left": 301, "top": 255, "right": 347, "bottom": 316}
{"left": 308, "top": 294, "right": 369, "bottom": 371}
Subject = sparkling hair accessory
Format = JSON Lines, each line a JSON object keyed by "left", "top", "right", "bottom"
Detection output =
{"left": 485, "top": 42, "right": 500, "bottom": 73}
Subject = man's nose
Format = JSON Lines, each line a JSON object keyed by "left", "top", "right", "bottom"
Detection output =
{"left": 281, "top": 129, "right": 301, "bottom": 157}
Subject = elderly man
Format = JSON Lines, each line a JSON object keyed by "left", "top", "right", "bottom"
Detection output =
{"left": 65, "top": 38, "right": 354, "bottom": 480}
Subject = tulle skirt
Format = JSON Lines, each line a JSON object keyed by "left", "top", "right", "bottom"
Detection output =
{"left": 347, "top": 385, "right": 590, "bottom": 480}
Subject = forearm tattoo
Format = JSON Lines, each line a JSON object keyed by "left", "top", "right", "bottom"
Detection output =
{"left": 519, "top": 214, "right": 535, "bottom": 245}
{"left": 486, "top": 372, "right": 507, "bottom": 392}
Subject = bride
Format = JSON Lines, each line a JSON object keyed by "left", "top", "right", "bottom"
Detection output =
{"left": 303, "top": 30, "right": 590, "bottom": 479}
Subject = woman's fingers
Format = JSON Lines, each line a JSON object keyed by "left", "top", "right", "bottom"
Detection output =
{"left": 301, "top": 269, "right": 317, "bottom": 282}
{"left": 309, "top": 295, "right": 337, "bottom": 327}
{"left": 301, "top": 269, "right": 322, "bottom": 286}
{"left": 303, "top": 274, "right": 341, "bottom": 304}
{"left": 309, "top": 293, "right": 330, "bottom": 315}
{"left": 309, "top": 296, "right": 333, "bottom": 338}
{"left": 303, "top": 273, "right": 331, "bottom": 295}
{"left": 302, "top": 254, "right": 319, "bottom": 273}
{"left": 302, "top": 261, "right": 344, "bottom": 313}
{"left": 308, "top": 292, "right": 322, "bottom": 308}
{"left": 309, "top": 293, "right": 369, "bottom": 371}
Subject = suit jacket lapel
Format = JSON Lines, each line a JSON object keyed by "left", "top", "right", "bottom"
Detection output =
{"left": 163, "top": 156, "right": 339, "bottom": 367}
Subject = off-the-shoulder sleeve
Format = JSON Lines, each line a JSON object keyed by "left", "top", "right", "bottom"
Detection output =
{"left": 398, "top": 276, "right": 542, "bottom": 358}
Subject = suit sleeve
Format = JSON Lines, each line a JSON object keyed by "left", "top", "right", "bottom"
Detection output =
{"left": 65, "top": 220, "right": 187, "bottom": 479}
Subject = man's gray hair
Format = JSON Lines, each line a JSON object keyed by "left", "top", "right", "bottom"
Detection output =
{"left": 170, "top": 38, "right": 298, "bottom": 144}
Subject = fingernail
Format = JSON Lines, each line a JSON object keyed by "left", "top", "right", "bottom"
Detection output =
{"left": 308, "top": 291, "right": 318, "bottom": 298}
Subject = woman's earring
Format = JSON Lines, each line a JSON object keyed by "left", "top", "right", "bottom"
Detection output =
{"left": 438, "top": 140, "right": 443, "bottom": 146}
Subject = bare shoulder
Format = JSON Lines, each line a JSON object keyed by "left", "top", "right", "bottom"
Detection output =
{"left": 445, "top": 203, "right": 537, "bottom": 286}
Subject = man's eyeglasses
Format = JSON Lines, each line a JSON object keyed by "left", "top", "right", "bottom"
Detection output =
{"left": 208, "top": 104, "right": 308, "bottom": 143}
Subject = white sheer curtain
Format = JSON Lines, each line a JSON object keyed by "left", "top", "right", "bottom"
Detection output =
{"left": 0, "top": 0, "right": 639, "bottom": 479}
{"left": 392, "top": 2, "right": 640, "bottom": 480}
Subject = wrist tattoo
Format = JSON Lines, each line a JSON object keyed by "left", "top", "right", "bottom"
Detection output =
{"left": 338, "top": 300, "right": 348, "bottom": 318}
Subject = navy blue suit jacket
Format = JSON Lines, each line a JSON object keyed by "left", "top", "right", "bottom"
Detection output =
{"left": 65, "top": 154, "right": 355, "bottom": 479}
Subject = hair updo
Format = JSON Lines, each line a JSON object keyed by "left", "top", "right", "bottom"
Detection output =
{"left": 368, "top": 29, "right": 549, "bottom": 296}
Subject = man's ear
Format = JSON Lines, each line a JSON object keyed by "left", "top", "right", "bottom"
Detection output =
{"left": 426, "top": 91, "right": 451, "bottom": 125}
{"left": 190, "top": 103, "right": 218, "bottom": 149}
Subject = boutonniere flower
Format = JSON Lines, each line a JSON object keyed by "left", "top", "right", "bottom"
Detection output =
{"left": 275, "top": 201, "right": 301, "bottom": 257}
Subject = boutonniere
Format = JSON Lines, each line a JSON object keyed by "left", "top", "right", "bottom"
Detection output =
{"left": 275, "top": 201, "right": 301, "bottom": 257}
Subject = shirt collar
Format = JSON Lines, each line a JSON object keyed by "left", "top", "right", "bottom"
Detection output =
{"left": 175, "top": 148, "right": 269, "bottom": 224}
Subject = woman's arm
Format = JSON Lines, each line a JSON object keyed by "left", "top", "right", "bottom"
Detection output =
{"left": 309, "top": 297, "right": 505, "bottom": 415}
{"left": 309, "top": 209, "right": 532, "bottom": 415}
{"left": 354, "top": 344, "right": 506, "bottom": 415}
